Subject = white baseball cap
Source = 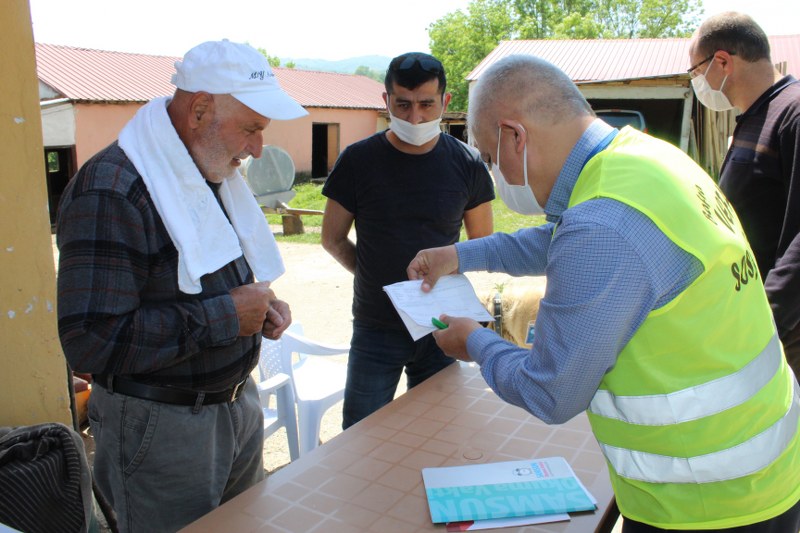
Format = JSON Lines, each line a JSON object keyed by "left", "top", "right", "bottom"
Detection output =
{"left": 171, "top": 39, "right": 308, "bottom": 120}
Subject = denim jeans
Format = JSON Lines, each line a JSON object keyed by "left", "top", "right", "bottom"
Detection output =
{"left": 342, "top": 320, "right": 455, "bottom": 429}
{"left": 88, "top": 377, "right": 264, "bottom": 532}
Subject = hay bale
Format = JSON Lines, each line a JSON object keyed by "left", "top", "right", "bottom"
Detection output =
{"left": 478, "top": 277, "right": 546, "bottom": 348}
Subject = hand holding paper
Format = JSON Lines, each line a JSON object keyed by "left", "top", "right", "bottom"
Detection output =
{"left": 406, "top": 245, "right": 460, "bottom": 292}
{"left": 383, "top": 274, "right": 493, "bottom": 341}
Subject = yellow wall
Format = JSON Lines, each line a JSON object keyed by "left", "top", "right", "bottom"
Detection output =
{"left": 0, "top": 0, "right": 72, "bottom": 426}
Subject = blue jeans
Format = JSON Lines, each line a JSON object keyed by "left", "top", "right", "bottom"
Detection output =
{"left": 88, "top": 377, "right": 264, "bottom": 532}
{"left": 342, "top": 320, "right": 455, "bottom": 429}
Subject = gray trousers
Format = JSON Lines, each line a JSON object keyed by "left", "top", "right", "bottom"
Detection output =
{"left": 88, "top": 377, "right": 264, "bottom": 533}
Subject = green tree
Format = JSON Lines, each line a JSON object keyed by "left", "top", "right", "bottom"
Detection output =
{"left": 255, "top": 46, "right": 281, "bottom": 67}
{"left": 429, "top": 0, "right": 517, "bottom": 111}
{"left": 635, "top": 0, "right": 702, "bottom": 37}
{"left": 429, "top": 0, "right": 703, "bottom": 111}
{"left": 513, "top": 0, "right": 702, "bottom": 38}
{"left": 354, "top": 65, "right": 385, "bottom": 83}
{"left": 552, "top": 13, "right": 605, "bottom": 39}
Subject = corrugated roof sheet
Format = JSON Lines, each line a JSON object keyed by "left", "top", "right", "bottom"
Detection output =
{"left": 35, "top": 43, "right": 386, "bottom": 109}
{"left": 273, "top": 68, "right": 385, "bottom": 109}
{"left": 468, "top": 36, "right": 800, "bottom": 82}
{"left": 36, "top": 43, "right": 177, "bottom": 102}
{"left": 769, "top": 35, "right": 800, "bottom": 76}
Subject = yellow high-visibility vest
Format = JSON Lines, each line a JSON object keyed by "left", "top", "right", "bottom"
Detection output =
{"left": 569, "top": 127, "right": 800, "bottom": 529}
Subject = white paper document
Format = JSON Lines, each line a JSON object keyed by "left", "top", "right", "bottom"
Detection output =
{"left": 445, "top": 512, "right": 570, "bottom": 531}
{"left": 383, "top": 274, "right": 493, "bottom": 341}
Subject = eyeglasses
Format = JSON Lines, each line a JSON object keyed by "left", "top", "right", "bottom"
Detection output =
{"left": 396, "top": 54, "right": 443, "bottom": 74}
{"left": 687, "top": 51, "right": 735, "bottom": 78}
{"left": 687, "top": 54, "right": 715, "bottom": 77}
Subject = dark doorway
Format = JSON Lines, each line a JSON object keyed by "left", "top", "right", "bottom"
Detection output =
{"left": 448, "top": 124, "right": 467, "bottom": 143}
{"left": 44, "top": 147, "right": 76, "bottom": 229}
{"left": 312, "top": 123, "right": 340, "bottom": 179}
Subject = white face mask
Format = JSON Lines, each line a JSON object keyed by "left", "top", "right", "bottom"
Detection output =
{"left": 691, "top": 60, "right": 734, "bottom": 112}
{"left": 493, "top": 126, "right": 543, "bottom": 215}
{"left": 388, "top": 112, "right": 442, "bottom": 146}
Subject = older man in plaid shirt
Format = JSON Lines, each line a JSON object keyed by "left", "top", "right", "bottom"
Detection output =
{"left": 56, "top": 40, "right": 306, "bottom": 532}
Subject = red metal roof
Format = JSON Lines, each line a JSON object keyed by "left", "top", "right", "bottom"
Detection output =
{"left": 35, "top": 43, "right": 386, "bottom": 109}
{"left": 36, "top": 43, "right": 177, "bottom": 102}
{"left": 272, "top": 68, "right": 385, "bottom": 109}
{"left": 769, "top": 35, "right": 800, "bottom": 76}
{"left": 468, "top": 36, "right": 800, "bottom": 82}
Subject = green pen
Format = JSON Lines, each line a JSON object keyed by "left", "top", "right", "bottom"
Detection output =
{"left": 431, "top": 317, "right": 448, "bottom": 330}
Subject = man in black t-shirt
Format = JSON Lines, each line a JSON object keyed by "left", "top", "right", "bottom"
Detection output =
{"left": 689, "top": 13, "right": 800, "bottom": 377}
{"left": 322, "top": 52, "right": 495, "bottom": 429}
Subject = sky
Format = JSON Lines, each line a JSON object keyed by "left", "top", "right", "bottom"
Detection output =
{"left": 28, "top": 0, "right": 799, "bottom": 61}
{"left": 28, "top": 0, "right": 475, "bottom": 60}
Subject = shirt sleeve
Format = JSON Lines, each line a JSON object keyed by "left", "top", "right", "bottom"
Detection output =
{"left": 766, "top": 235, "right": 800, "bottom": 338}
{"left": 56, "top": 189, "right": 239, "bottom": 376}
{"left": 460, "top": 200, "right": 703, "bottom": 424}
{"left": 764, "top": 111, "right": 800, "bottom": 337}
{"left": 457, "top": 224, "right": 554, "bottom": 276}
{"left": 321, "top": 147, "right": 357, "bottom": 214}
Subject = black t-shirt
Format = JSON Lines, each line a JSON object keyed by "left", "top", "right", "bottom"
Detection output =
{"left": 322, "top": 131, "right": 495, "bottom": 329}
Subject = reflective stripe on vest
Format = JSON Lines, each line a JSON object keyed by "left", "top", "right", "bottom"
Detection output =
{"left": 590, "top": 333, "right": 783, "bottom": 425}
{"left": 598, "top": 378, "right": 800, "bottom": 484}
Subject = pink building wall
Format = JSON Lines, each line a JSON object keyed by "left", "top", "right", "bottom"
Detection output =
{"left": 262, "top": 107, "right": 382, "bottom": 174}
{"left": 72, "top": 103, "right": 383, "bottom": 175}
{"left": 74, "top": 102, "right": 141, "bottom": 168}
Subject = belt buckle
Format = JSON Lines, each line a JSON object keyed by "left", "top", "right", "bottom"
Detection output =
{"left": 230, "top": 380, "right": 245, "bottom": 403}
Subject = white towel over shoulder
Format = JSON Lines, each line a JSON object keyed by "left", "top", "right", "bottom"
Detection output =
{"left": 118, "top": 97, "right": 284, "bottom": 294}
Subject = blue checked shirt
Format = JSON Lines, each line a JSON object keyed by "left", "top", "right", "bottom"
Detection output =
{"left": 456, "top": 120, "right": 705, "bottom": 424}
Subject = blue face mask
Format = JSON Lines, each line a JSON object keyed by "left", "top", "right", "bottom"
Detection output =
{"left": 492, "top": 126, "right": 543, "bottom": 215}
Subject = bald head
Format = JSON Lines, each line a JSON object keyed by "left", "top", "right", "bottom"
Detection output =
{"left": 692, "top": 12, "right": 770, "bottom": 62}
{"left": 467, "top": 55, "right": 596, "bottom": 210}
{"left": 468, "top": 55, "right": 593, "bottom": 139}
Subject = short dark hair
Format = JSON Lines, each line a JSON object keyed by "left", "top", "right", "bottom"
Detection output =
{"left": 384, "top": 52, "right": 447, "bottom": 95}
{"left": 695, "top": 12, "right": 770, "bottom": 62}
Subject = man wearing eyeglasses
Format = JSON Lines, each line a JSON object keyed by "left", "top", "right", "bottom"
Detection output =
{"left": 408, "top": 53, "right": 800, "bottom": 533}
{"left": 321, "top": 52, "right": 495, "bottom": 429}
{"left": 689, "top": 12, "right": 800, "bottom": 378}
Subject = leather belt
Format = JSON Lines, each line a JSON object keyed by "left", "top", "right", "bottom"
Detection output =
{"left": 92, "top": 375, "right": 247, "bottom": 406}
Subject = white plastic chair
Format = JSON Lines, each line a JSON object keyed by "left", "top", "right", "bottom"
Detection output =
{"left": 280, "top": 324, "right": 349, "bottom": 456}
{"left": 256, "top": 336, "right": 300, "bottom": 462}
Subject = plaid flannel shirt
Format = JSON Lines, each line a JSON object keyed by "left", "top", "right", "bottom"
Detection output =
{"left": 56, "top": 142, "right": 259, "bottom": 391}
